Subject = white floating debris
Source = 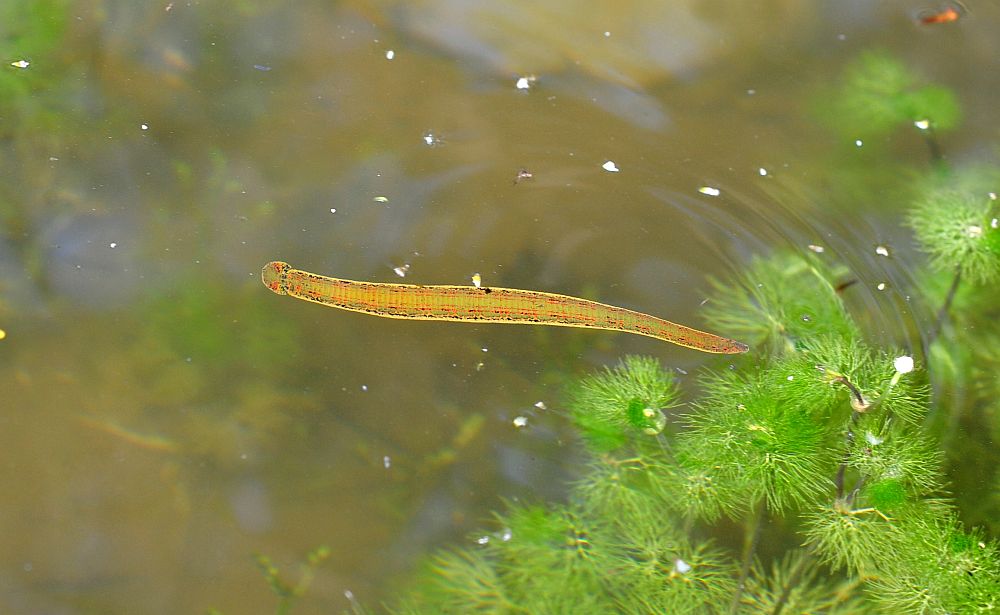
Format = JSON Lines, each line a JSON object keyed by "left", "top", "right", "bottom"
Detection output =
{"left": 515, "top": 75, "right": 537, "bottom": 90}
{"left": 422, "top": 132, "right": 443, "bottom": 146}
{"left": 373, "top": 196, "right": 388, "bottom": 203}
{"left": 500, "top": 528, "right": 513, "bottom": 541}
{"left": 603, "top": 31, "right": 611, "bottom": 37}
{"left": 914, "top": 119, "right": 930, "bottom": 130}
{"left": 481, "top": 347, "right": 488, "bottom": 352}
{"left": 253, "top": 64, "right": 272, "bottom": 72}
{"left": 393, "top": 264, "right": 410, "bottom": 277}
{"left": 383, "top": 455, "right": 391, "bottom": 469}
{"left": 140, "top": 124, "right": 149, "bottom": 131}
{"left": 472, "top": 272, "right": 482, "bottom": 288}
{"left": 698, "top": 186, "right": 721, "bottom": 197}
{"left": 989, "top": 192, "right": 997, "bottom": 201}
{"left": 475, "top": 361, "right": 485, "bottom": 371}
{"left": 786, "top": 375, "right": 794, "bottom": 381}
{"left": 476, "top": 535, "right": 490, "bottom": 545}
{"left": 855, "top": 139, "right": 863, "bottom": 147}
{"left": 361, "top": 384, "right": 368, "bottom": 391}
{"left": 894, "top": 355, "right": 914, "bottom": 374}
{"left": 330, "top": 208, "right": 337, "bottom": 213}
{"left": 877, "top": 282, "right": 887, "bottom": 291}
{"left": 875, "top": 245, "right": 890, "bottom": 257}
{"left": 513, "top": 416, "right": 528, "bottom": 428}
{"left": 992, "top": 218, "right": 998, "bottom": 229}
{"left": 966, "top": 225, "right": 983, "bottom": 238}
{"left": 758, "top": 167, "right": 768, "bottom": 176}
{"left": 533, "top": 401, "right": 547, "bottom": 410}
{"left": 10, "top": 60, "right": 30, "bottom": 69}
{"left": 385, "top": 49, "right": 395, "bottom": 60}
{"left": 602, "top": 160, "right": 620, "bottom": 173}
{"left": 808, "top": 244, "right": 825, "bottom": 253}
{"left": 865, "top": 431, "right": 884, "bottom": 446}
{"left": 109, "top": 242, "right": 117, "bottom": 248}
{"left": 673, "top": 559, "right": 692, "bottom": 574}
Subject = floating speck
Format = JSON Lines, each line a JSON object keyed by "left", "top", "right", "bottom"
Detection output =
{"left": 109, "top": 242, "right": 117, "bottom": 248}
{"left": 808, "top": 244, "right": 825, "bottom": 253}
{"left": 361, "top": 384, "right": 368, "bottom": 392}
{"left": 140, "top": 124, "right": 149, "bottom": 131}
{"left": 344, "top": 590, "right": 355, "bottom": 601}
{"left": 513, "top": 416, "right": 528, "bottom": 428}
{"left": 10, "top": 60, "right": 29, "bottom": 69}
{"left": 514, "top": 168, "right": 534, "bottom": 183}
{"left": 966, "top": 225, "right": 983, "bottom": 238}
{"left": 602, "top": 160, "right": 620, "bottom": 173}
{"left": 476, "top": 536, "right": 490, "bottom": 545}
{"left": 865, "top": 431, "right": 884, "bottom": 446}
{"left": 0, "top": 329, "right": 6, "bottom": 341}
{"left": 501, "top": 528, "right": 513, "bottom": 541}
{"left": 481, "top": 347, "right": 489, "bottom": 353}
{"left": 855, "top": 139, "right": 863, "bottom": 147}
{"left": 877, "top": 282, "right": 887, "bottom": 291}
{"left": 698, "top": 186, "right": 721, "bottom": 197}
{"left": 383, "top": 455, "right": 391, "bottom": 469}
{"left": 758, "top": 167, "right": 768, "bottom": 176}
{"left": 604, "top": 31, "right": 611, "bottom": 37}
{"left": 786, "top": 375, "right": 794, "bottom": 381}
{"left": 991, "top": 217, "right": 998, "bottom": 229}
{"left": 894, "top": 355, "right": 914, "bottom": 374}
{"left": 875, "top": 245, "right": 890, "bottom": 257}
{"left": 253, "top": 64, "right": 271, "bottom": 72}
{"left": 475, "top": 361, "right": 485, "bottom": 371}
{"left": 373, "top": 196, "right": 388, "bottom": 203}
{"left": 515, "top": 75, "right": 537, "bottom": 90}
{"left": 914, "top": 119, "right": 930, "bottom": 130}
{"left": 330, "top": 208, "right": 337, "bottom": 213}
{"left": 422, "top": 131, "right": 443, "bottom": 147}
{"left": 989, "top": 192, "right": 997, "bottom": 201}
{"left": 673, "top": 559, "right": 692, "bottom": 574}
{"left": 533, "top": 401, "right": 547, "bottom": 410}
{"left": 747, "top": 88, "right": 756, "bottom": 95}
{"left": 393, "top": 264, "right": 410, "bottom": 277}
{"left": 385, "top": 50, "right": 395, "bottom": 60}
{"left": 472, "top": 273, "right": 482, "bottom": 288}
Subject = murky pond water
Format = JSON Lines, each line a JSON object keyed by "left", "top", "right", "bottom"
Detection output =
{"left": 2, "top": 1, "right": 998, "bottom": 612}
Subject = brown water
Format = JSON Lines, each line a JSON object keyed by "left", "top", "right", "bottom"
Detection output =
{"left": 2, "top": 1, "right": 999, "bottom": 612}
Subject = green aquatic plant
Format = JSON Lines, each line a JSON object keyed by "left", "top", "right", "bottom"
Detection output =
{"left": 909, "top": 186, "right": 1000, "bottom": 285}
{"left": 829, "top": 49, "right": 961, "bottom": 138}
{"left": 379, "top": 246, "right": 999, "bottom": 613}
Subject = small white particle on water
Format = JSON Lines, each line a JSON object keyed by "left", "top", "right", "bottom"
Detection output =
{"left": 501, "top": 528, "right": 513, "bottom": 541}
{"left": 991, "top": 218, "right": 998, "bottom": 229}
{"left": 989, "top": 192, "right": 997, "bottom": 201}
{"left": 758, "top": 167, "right": 768, "bottom": 176}
{"left": 534, "top": 401, "right": 547, "bottom": 410}
{"left": 747, "top": 89, "right": 756, "bottom": 95}
{"left": 875, "top": 245, "right": 890, "bottom": 257}
{"left": 894, "top": 355, "right": 914, "bottom": 374}
{"left": 513, "top": 416, "right": 528, "bottom": 428}
{"left": 674, "top": 559, "right": 692, "bottom": 574}
{"left": 109, "top": 242, "right": 117, "bottom": 248}
{"left": 914, "top": 119, "right": 930, "bottom": 130}
{"left": 966, "top": 225, "right": 983, "bottom": 238}
{"left": 472, "top": 273, "right": 482, "bottom": 288}
{"left": 604, "top": 31, "right": 611, "bottom": 37}
{"left": 602, "top": 160, "right": 619, "bottom": 172}
{"left": 49, "top": 157, "right": 59, "bottom": 161}
{"left": 477, "top": 536, "right": 490, "bottom": 545}
{"left": 393, "top": 264, "right": 410, "bottom": 277}
{"left": 808, "top": 244, "right": 825, "bottom": 253}
{"left": 344, "top": 590, "right": 355, "bottom": 601}
{"left": 698, "top": 186, "right": 721, "bottom": 196}
{"left": 383, "top": 455, "right": 391, "bottom": 469}
{"left": 787, "top": 375, "right": 794, "bottom": 381}
{"left": 855, "top": 139, "right": 863, "bottom": 147}
{"left": 515, "top": 76, "right": 532, "bottom": 90}
{"left": 877, "top": 282, "right": 887, "bottom": 291}
{"left": 481, "top": 347, "right": 488, "bottom": 352}
{"left": 330, "top": 208, "right": 337, "bottom": 213}
{"left": 865, "top": 431, "right": 884, "bottom": 446}
{"left": 675, "top": 367, "right": 688, "bottom": 375}
{"left": 837, "top": 33, "right": 847, "bottom": 41}
{"left": 385, "top": 49, "right": 394, "bottom": 60}
{"left": 140, "top": 123, "right": 149, "bottom": 131}
{"left": 373, "top": 196, "right": 388, "bottom": 203}
{"left": 361, "top": 384, "right": 368, "bottom": 392}
{"left": 11, "top": 60, "right": 29, "bottom": 68}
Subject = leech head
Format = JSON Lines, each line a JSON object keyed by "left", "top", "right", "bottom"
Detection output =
{"left": 262, "top": 261, "right": 290, "bottom": 295}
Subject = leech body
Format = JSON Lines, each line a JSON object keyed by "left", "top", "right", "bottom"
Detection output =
{"left": 261, "top": 261, "right": 749, "bottom": 354}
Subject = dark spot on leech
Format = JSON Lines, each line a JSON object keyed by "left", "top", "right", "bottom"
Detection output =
{"left": 483, "top": 288, "right": 492, "bottom": 294}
